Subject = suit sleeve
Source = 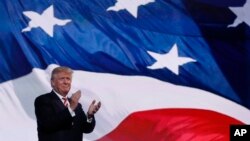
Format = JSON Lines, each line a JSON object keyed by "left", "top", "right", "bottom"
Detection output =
{"left": 34, "top": 96, "right": 73, "bottom": 132}
{"left": 75, "top": 104, "right": 96, "bottom": 133}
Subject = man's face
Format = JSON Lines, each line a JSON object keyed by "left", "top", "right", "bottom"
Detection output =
{"left": 51, "top": 71, "right": 72, "bottom": 96}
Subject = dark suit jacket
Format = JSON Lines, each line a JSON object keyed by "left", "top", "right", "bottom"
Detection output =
{"left": 34, "top": 91, "right": 95, "bottom": 141}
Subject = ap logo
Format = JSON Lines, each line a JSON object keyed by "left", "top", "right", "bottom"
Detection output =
{"left": 230, "top": 125, "right": 250, "bottom": 141}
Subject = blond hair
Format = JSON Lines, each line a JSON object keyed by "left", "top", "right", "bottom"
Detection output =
{"left": 51, "top": 66, "right": 73, "bottom": 80}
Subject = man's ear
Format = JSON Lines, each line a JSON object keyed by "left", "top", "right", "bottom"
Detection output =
{"left": 51, "top": 80, "right": 54, "bottom": 88}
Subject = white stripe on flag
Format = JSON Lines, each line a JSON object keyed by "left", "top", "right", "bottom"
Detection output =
{"left": 0, "top": 64, "right": 249, "bottom": 141}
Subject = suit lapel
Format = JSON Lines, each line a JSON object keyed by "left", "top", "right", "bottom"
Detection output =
{"left": 50, "top": 91, "right": 67, "bottom": 111}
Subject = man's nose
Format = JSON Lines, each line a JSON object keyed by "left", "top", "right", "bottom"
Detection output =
{"left": 63, "top": 78, "right": 70, "bottom": 83}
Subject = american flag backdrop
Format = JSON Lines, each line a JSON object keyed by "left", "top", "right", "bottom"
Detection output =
{"left": 0, "top": 0, "right": 250, "bottom": 140}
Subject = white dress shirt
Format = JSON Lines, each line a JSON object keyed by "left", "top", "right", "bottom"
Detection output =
{"left": 53, "top": 90, "right": 76, "bottom": 117}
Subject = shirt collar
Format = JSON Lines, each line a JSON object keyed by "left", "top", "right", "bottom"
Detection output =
{"left": 53, "top": 90, "right": 68, "bottom": 99}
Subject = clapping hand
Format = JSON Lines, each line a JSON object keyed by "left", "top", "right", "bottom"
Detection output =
{"left": 87, "top": 100, "right": 101, "bottom": 118}
{"left": 70, "top": 90, "right": 81, "bottom": 110}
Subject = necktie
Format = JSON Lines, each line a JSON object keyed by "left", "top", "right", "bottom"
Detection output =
{"left": 62, "top": 97, "right": 68, "bottom": 107}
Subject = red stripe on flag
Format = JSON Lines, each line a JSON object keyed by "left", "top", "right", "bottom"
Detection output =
{"left": 98, "top": 109, "right": 243, "bottom": 141}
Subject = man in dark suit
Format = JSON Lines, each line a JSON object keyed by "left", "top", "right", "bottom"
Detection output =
{"left": 34, "top": 66, "right": 101, "bottom": 141}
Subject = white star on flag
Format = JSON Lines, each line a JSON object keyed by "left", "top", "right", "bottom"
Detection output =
{"left": 228, "top": 1, "right": 250, "bottom": 27}
{"left": 147, "top": 44, "right": 196, "bottom": 75}
{"left": 22, "top": 5, "right": 71, "bottom": 37}
{"left": 107, "top": 0, "right": 155, "bottom": 18}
